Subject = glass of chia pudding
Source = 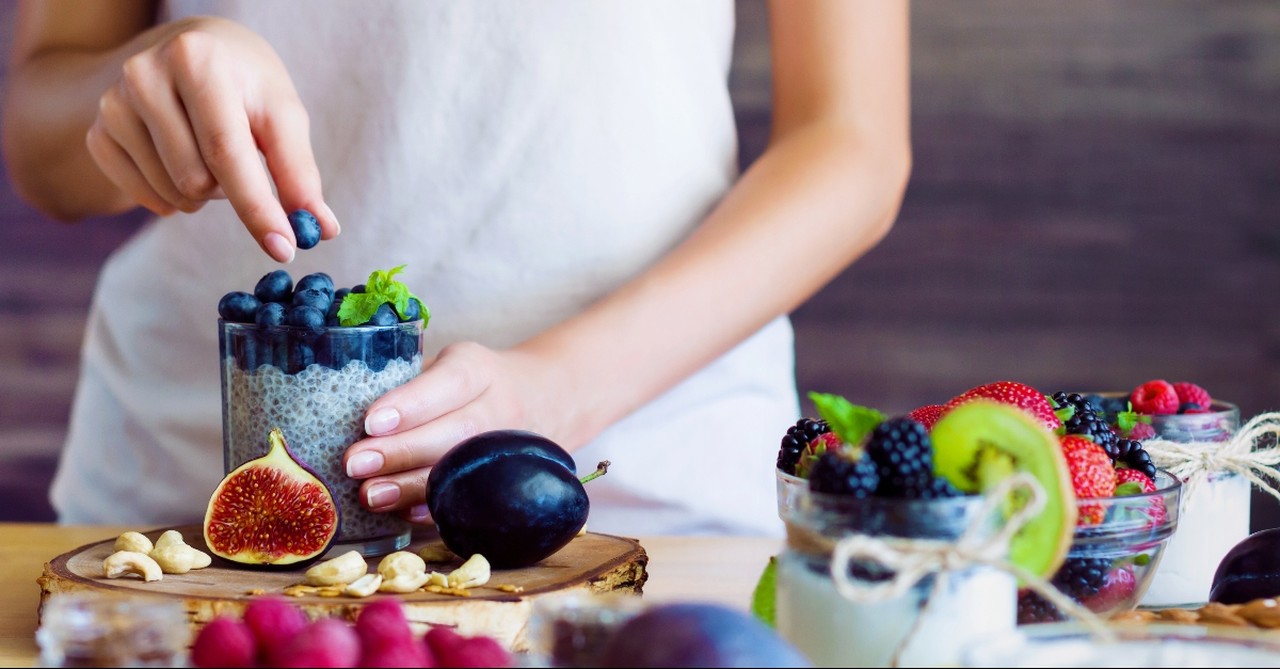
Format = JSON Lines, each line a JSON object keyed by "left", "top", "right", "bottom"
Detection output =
{"left": 775, "top": 488, "right": 1017, "bottom": 667}
{"left": 219, "top": 318, "right": 423, "bottom": 557}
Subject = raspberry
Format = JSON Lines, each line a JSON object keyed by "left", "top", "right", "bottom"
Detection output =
{"left": 1082, "top": 565, "right": 1137, "bottom": 613}
{"left": 808, "top": 450, "right": 879, "bottom": 498}
{"left": 424, "top": 626, "right": 512, "bottom": 668}
{"left": 1116, "top": 467, "right": 1166, "bottom": 528}
{"left": 944, "top": 381, "right": 1061, "bottom": 432}
{"left": 1130, "top": 379, "right": 1179, "bottom": 415}
{"left": 1125, "top": 422, "right": 1157, "bottom": 441}
{"left": 355, "top": 598, "right": 415, "bottom": 651}
{"left": 242, "top": 596, "right": 307, "bottom": 665}
{"left": 1172, "top": 381, "right": 1212, "bottom": 411}
{"left": 191, "top": 617, "right": 257, "bottom": 668}
{"left": 1060, "top": 435, "right": 1117, "bottom": 524}
{"left": 864, "top": 417, "right": 934, "bottom": 497}
{"left": 907, "top": 404, "right": 946, "bottom": 430}
{"left": 1113, "top": 439, "right": 1157, "bottom": 480}
{"left": 275, "top": 618, "right": 361, "bottom": 668}
{"left": 359, "top": 638, "right": 431, "bottom": 668}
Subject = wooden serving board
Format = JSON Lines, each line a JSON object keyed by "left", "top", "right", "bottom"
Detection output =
{"left": 38, "top": 525, "right": 648, "bottom": 652}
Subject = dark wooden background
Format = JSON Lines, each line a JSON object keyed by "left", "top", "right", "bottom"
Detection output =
{"left": 3, "top": 1, "right": 1278, "bottom": 528}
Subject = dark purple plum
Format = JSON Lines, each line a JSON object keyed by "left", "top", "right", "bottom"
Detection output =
{"left": 218, "top": 291, "right": 261, "bottom": 323}
{"left": 1211, "top": 528, "right": 1280, "bottom": 604}
{"left": 426, "top": 430, "right": 589, "bottom": 568}
{"left": 288, "top": 210, "right": 321, "bottom": 250}
{"left": 254, "top": 270, "right": 293, "bottom": 303}
{"left": 598, "top": 603, "right": 810, "bottom": 668}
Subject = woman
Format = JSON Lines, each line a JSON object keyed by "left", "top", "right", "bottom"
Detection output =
{"left": 3, "top": 0, "right": 910, "bottom": 535}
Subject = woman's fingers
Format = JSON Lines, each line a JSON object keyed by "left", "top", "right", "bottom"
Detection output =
{"left": 255, "top": 98, "right": 340, "bottom": 240}
{"left": 363, "top": 342, "right": 495, "bottom": 438}
{"left": 85, "top": 117, "right": 176, "bottom": 217}
{"left": 97, "top": 82, "right": 201, "bottom": 213}
{"left": 120, "top": 55, "right": 219, "bottom": 205}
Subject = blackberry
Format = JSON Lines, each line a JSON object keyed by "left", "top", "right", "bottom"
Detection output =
{"left": 1114, "top": 438, "right": 1158, "bottom": 480}
{"left": 808, "top": 451, "right": 879, "bottom": 499}
{"left": 1052, "top": 392, "right": 1119, "bottom": 459}
{"left": 1016, "top": 590, "right": 1064, "bottom": 624}
{"left": 917, "top": 476, "right": 964, "bottom": 500}
{"left": 1051, "top": 557, "right": 1110, "bottom": 600}
{"left": 864, "top": 417, "right": 933, "bottom": 498}
{"left": 777, "top": 418, "right": 830, "bottom": 476}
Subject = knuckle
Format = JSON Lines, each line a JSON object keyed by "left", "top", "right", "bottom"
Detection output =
{"left": 197, "top": 127, "right": 239, "bottom": 168}
{"left": 162, "top": 30, "right": 216, "bottom": 70}
{"left": 173, "top": 169, "right": 218, "bottom": 200}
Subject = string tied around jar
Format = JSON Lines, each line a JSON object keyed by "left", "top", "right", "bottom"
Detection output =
{"left": 1143, "top": 412, "right": 1280, "bottom": 502}
{"left": 817, "top": 473, "right": 1113, "bottom": 666}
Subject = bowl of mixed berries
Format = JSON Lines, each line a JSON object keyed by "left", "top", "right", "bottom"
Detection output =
{"left": 776, "top": 381, "right": 1184, "bottom": 623}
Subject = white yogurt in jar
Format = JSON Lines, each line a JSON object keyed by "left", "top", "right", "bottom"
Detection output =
{"left": 776, "top": 552, "right": 1016, "bottom": 667}
{"left": 1141, "top": 471, "right": 1250, "bottom": 607}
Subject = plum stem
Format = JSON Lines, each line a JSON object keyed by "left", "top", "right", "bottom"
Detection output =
{"left": 580, "top": 460, "right": 610, "bottom": 485}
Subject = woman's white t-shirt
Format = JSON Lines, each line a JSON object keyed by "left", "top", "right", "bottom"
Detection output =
{"left": 52, "top": 0, "right": 799, "bottom": 536}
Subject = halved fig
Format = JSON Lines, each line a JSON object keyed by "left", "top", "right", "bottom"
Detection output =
{"left": 203, "top": 428, "right": 339, "bottom": 566}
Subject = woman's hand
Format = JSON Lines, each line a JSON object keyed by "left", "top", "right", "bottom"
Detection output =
{"left": 343, "top": 342, "right": 576, "bottom": 523}
{"left": 5, "top": 4, "right": 338, "bottom": 261}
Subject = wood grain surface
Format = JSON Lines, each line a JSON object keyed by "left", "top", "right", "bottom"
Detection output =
{"left": 37, "top": 526, "right": 648, "bottom": 653}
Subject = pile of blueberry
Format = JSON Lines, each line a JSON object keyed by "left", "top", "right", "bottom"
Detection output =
{"left": 217, "top": 270, "right": 421, "bottom": 374}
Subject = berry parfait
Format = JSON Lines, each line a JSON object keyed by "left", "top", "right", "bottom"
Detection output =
{"left": 217, "top": 266, "right": 427, "bottom": 557}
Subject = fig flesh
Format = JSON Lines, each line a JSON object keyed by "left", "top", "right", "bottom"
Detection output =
{"left": 426, "top": 430, "right": 588, "bottom": 569}
{"left": 203, "top": 428, "right": 339, "bottom": 566}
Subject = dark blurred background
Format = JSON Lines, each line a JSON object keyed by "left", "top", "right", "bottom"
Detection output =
{"left": 3, "top": 1, "right": 1278, "bottom": 528}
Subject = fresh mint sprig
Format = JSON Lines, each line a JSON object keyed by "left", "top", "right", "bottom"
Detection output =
{"left": 808, "top": 391, "right": 885, "bottom": 449}
{"left": 337, "top": 265, "right": 429, "bottom": 327}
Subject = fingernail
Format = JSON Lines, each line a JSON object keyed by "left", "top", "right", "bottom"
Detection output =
{"left": 346, "top": 451, "right": 384, "bottom": 478}
{"left": 365, "top": 407, "right": 400, "bottom": 436}
{"left": 366, "top": 483, "right": 399, "bottom": 508}
{"left": 265, "top": 232, "right": 295, "bottom": 263}
{"left": 407, "top": 504, "right": 432, "bottom": 523}
{"left": 323, "top": 202, "right": 341, "bottom": 236}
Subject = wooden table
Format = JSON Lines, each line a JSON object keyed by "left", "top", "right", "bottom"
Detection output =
{"left": 0, "top": 523, "right": 781, "bottom": 667}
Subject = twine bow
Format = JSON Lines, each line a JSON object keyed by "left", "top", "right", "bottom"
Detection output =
{"left": 1142, "top": 412, "right": 1280, "bottom": 502}
{"left": 799, "top": 473, "right": 1112, "bottom": 666}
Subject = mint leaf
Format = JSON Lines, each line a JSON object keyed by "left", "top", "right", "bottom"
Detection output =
{"left": 1114, "top": 481, "right": 1144, "bottom": 497}
{"left": 750, "top": 556, "right": 778, "bottom": 627}
{"left": 808, "top": 392, "right": 884, "bottom": 447}
{"left": 337, "top": 265, "right": 429, "bottom": 327}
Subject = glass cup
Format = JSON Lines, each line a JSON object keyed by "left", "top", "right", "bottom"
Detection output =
{"left": 36, "top": 592, "right": 189, "bottom": 667}
{"left": 1139, "top": 400, "right": 1243, "bottom": 608}
{"left": 775, "top": 487, "right": 1017, "bottom": 667}
{"left": 219, "top": 319, "right": 423, "bottom": 557}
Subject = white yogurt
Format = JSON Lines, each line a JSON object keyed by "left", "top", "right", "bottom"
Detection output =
{"left": 1142, "top": 471, "right": 1250, "bottom": 607}
{"left": 776, "top": 552, "right": 1016, "bottom": 667}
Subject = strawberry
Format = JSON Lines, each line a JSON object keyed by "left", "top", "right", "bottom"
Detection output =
{"left": 1082, "top": 565, "right": 1137, "bottom": 613}
{"left": 1116, "top": 468, "right": 1166, "bottom": 528}
{"left": 1130, "top": 379, "right": 1179, "bottom": 415}
{"left": 944, "top": 381, "right": 1061, "bottom": 432}
{"left": 907, "top": 404, "right": 946, "bottom": 430}
{"left": 1060, "top": 435, "right": 1116, "bottom": 525}
{"left": 1171, "top": 381, "right": 1212, "bottom": 412}
{"left": 794, "top": 432, "right": 843, "bottom": 479}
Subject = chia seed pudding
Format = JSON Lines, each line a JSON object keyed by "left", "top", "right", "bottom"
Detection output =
{"left": 219, "top": 320, "right": 423, "bottom": 555}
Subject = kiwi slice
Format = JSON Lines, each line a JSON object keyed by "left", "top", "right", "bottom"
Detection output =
{"left": 931, "top": 400, "right": 1077, "bottom": 579}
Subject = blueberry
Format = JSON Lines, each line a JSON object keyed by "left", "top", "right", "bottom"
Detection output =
{"left": 217, "top": 291, "right": 261, "bottom": 323}
{"left": 352, "top": 283, "right": 367, "bottom": 294}
{"left": 399, "top": 297, "right": 422, "bottom": 322}
{"left": 287, "top": 340, "right": 316, "bottom": 374}
{"left": 288, "top": 209, "right": 321, "bottom": 250}
{"left": 286, "top": 304, "right": 326, "bottom": 331}
{"left": 369, "top": 302, "right": 398, "bottom": 327}
{"left": 254, "top": 270, "right": 293, "bottom": 304}
{"left": 255, "top": 302, "right": 287, "bottom": 327}
{"left": 292, "top": 287, "right": 332, "bottom": 313}
{"left": 296, "top": 273, "right": 334, "bottom": 299}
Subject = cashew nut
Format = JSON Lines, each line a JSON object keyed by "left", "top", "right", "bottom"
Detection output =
{"left": 103, "top": 551, "right": 163, "bottom": 582}
{"left": 447, "top": 553, "right": 491, "bottom": 589}
{"left": 145, "top": 530, "right": 211, "bottom": 574}
{"left": 343, "top": 573, "right": 383, "bottom": 598}
{"left": 305, "top": 550, "right": 368, "bottom": 586}
{"left": 427, "top": 571, "right": 449, "bottom": 588}
{"left": 418, "top": 543, "right": 456, "bottom": 563}
{"left": 377, "top": 551, "right": 429, "bottom": 593}
{"left": 113, "top": 531, "right": 154, "bottom": 554}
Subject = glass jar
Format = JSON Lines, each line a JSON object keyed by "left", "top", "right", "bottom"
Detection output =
{"left": 1140, "top": 400, "right": 1244, "bottom": 608}
{"left": 776, "top": 488, "right": 1016, "bottom": 667}
{"left": 219, "top": 319, "right": 423, "bottom": 556}
{"left": 36, "top": 592, "right": 189, "bottom": 668}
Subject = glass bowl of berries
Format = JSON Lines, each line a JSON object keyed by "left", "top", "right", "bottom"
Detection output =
{"left": 1018, "top": 468, "right": 1182, "bottom": 623}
